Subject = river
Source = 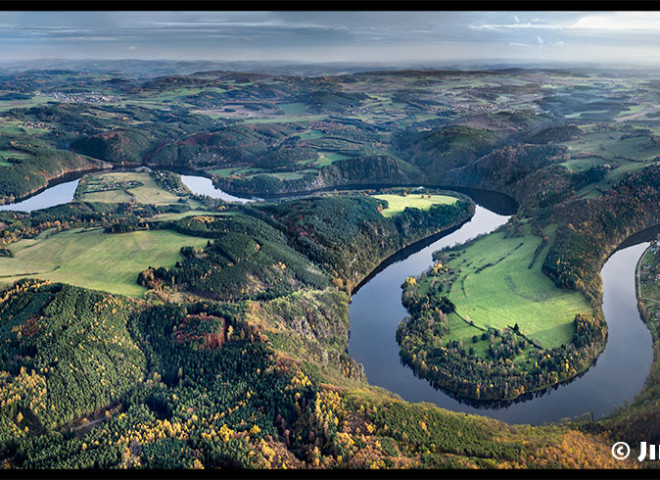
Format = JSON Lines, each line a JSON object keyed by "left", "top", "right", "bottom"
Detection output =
{"left": 348, "top": 199, "right": 654, "bottom": 425}
{"left": 179, "top": 174, "right": 257, "bottom": 203}
{"left": 1, "top": 171, "right": 654, "bottom": 425}
{"left": 0, "top": 171, "right": 255, "bottom": 212}
{"left": 0, "top": 179, "right": 80, "bottom": 213}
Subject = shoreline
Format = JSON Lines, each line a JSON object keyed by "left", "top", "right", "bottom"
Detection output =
{"left": 0, "top": 162, "right": 112, "bottom": 206}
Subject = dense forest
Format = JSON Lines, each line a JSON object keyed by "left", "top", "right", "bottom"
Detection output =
{"left": 0, "top": 280, "right": 630, "bottom": 469}
{"left": 4, "top": 64, "right": 660, "bottom": 470}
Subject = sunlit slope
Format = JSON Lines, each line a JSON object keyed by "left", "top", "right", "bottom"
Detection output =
{"left": 0, "top": 228, "right": 208, "bottom": 296}
{"left": 441, "top": 227, "right": 591, "bottom": 348}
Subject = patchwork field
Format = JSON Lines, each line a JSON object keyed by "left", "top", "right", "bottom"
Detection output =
{"left": 76, "top": 171, "right": 185, "bottom": 205}
{"left": 373, "top": 193, "right": 458, "bottom": 218}
{"left": 0, "top": 227, "right": 209, "bottom": 297}
{"left": 560, "top": 127, "right": 660, "bottom": 198}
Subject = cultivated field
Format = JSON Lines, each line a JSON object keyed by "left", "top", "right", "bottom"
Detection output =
{"left": 76, "top": 171, "right": 184, "bottom": 205}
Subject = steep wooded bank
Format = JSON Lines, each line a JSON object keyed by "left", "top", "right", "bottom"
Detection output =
{"left": 0, "top": 280, "right": 631, "bottom": 469}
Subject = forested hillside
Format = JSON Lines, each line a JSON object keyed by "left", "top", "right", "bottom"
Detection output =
{"left": 3, "top": 65, "right": 660, "bottom": 470}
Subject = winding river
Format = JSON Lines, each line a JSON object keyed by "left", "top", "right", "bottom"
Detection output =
{"left": 0, "top": 171, "right": 255, "bottom": 213}
{"left": 348, "top": 196, "right": 654, "bottom": 425}
{"left": 1, "top": 171, "right": 655, "bottom": 425}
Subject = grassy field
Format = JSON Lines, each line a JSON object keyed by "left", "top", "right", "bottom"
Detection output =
{"left": 434, "top": 225, "right": 591, "bottom": 349}
{"left": 0, "top": 95, "right": 55, "bottom": 112}
{"left": 280, "top": 102, "right": 308, "bottom": 114}
{"left": 0, "top": 227, "right": 209, "bottom": 297}
{"left": 561, "top": 128, "right": 660, "bottom": 198}
{"left": 316, "top": 151, "right": 350, "bottom": 167}
{"left": 76, "top": 171, "right": 183, "bottom": 205}
{"left": 560, "top": 156, "right": 606, "bottom": 173}
{"left": 295, "top": 129, "right": 324, "bottom": 140}
{"left": 244, "top": 171, "right": 313, "bottom": 181}
{"left": 0, "top": 123, "right": 27, "bottom": 136}
{"left": 151, "top": 210, "right": 236, "bottom": 221}
{"left": 0, "top": 149, "right": 34, "bottom": 161}
{"left": 562, "top": 129, "right": 660, "bottom": 162}
{"left": 564, "top": 110, "right": 608, "bottom": 119}
{"left": 373, "top": 193, "right": 458, "bottom": 218}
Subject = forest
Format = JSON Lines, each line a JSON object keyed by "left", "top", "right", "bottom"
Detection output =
{"left": 3, "top": 64, "right": 660, "bottom": 470}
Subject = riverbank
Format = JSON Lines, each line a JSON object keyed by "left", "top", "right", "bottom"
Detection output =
{"left": 0, "top": 161, "right": 112, "bottom": 206}
{"left": 349, "top": 205, "right": 655, "bottom": 424}
{"left": 397, "top": 218, "right": 605, "bottom": 402}
{"left": 601, "top": 244, "right": 660, "bottom": 442}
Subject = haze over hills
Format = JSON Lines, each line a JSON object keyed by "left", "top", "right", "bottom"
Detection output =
{"left": 2, "top": 9, "right": 660, "bottom": 472}
{"left": 2, "top": 58, "right": 660, "bottom": 79}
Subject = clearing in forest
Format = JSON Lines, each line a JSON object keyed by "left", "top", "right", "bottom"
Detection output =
{"left": 374, "top": 193, "right": 458, "bottom": 218}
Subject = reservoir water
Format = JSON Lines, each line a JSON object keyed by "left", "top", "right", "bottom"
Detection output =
{"left": 179, "top": 174, "right": 257, "bottom": 203}
{"left": 0, "top": 179, "right": 80, "bottom": 213}
{"left": 1, "top": 172, "right": 654, "bottom": 425}
{"left": 348, "top": 198, "right": 654, "bottom": 425}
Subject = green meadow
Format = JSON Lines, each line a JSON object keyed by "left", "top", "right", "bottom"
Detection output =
{"left": 208, "top": 166, "right": 265, "bottom": 177}
{"left": 435, "top": 225, "right": 591, "bottom": 349}
{"left": 279, "top": 102, "right": 308, "bottom": 114}
{"left": 0, "top": 227, "right": 209, "bottom": 297}
{"left": 295, "top": 129, "right": 324, "bottom": 140}
{"left": 243, "top": 114, "right": 328, "bottom": 125}
{"left": 374, "top": 193, "right": 458, "bottom": 218}
{"left": 560, "top": 127, "right": 660, "bottom": 198}
{"left": 315, "top": 151, "right": 350, "bottom": 167}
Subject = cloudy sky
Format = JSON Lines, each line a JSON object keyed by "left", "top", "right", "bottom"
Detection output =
{"left": 1, "top": 11, "right": 659, "bottom": 65}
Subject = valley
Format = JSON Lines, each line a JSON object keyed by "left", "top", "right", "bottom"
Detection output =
{"left": 2, "top": 61, "right": 660, "bottom": 470}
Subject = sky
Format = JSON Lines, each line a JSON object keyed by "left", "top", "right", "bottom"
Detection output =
{"left": 1, "top": 11, "right": 660, "bottom": 65}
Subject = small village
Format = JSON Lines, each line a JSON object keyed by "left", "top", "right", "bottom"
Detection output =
{"left": 38, "top": 90, "right": 120, "bottom": 104}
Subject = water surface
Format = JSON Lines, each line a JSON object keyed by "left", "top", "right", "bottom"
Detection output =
{"left": 348, "top": 203, "right": 654, "bottom": 425}
{"left": 0, "top": 179, "right": 80, "bottom": 212}
{"left": 180, "top": 175, "right": 257, "bottom": 203}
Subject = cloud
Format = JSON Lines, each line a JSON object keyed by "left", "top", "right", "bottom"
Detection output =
{"left": 0, "top": 11, "right": 655, "bottom": 64}
{"left": 569, "top": 13, "right": 660, "bottom": 31}
{"left": 56, "top": 36, "right": 119, "bottom": 42}
{"left": 469, "top": 22, "right": 565, "bottom": 31}
{"left": 470, "top": 12, "right": 660, "bottom": 34}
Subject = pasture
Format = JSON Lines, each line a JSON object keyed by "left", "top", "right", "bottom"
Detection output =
{"left": 436, "top": 226, "right": 591, "bottom": 349}
{"left": 373, "top": 193, "right": 458, "bottom": 218}
{"left": 316, "top": 151, "right": 350, "bottom": 167}
{"left": 0, "top": 227, "right": 209, "bottom": 297}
